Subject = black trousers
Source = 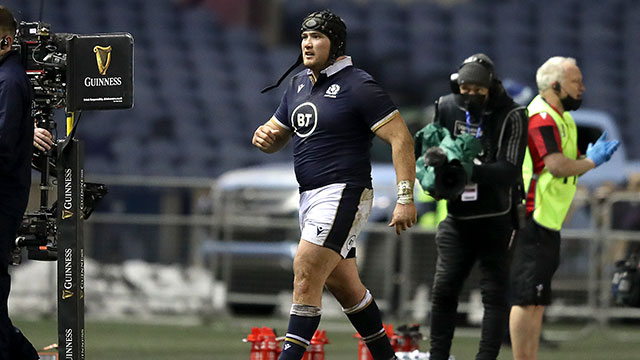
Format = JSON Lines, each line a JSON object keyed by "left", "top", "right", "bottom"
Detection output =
{"left": 0, "top": 212, "right": 38, "bottom": 360}
{"left": 429, "top": 214, "right": 513, "bottom": 360}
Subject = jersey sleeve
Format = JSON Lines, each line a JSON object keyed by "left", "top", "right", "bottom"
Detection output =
{"left": 272, "top": 88, "right": 292, "bottom": 131}
{"left": 528, "top": 112, "right": 562, "bottom": 159}
{"left": 353, "top": 76, "right": 398, "bottom": 132}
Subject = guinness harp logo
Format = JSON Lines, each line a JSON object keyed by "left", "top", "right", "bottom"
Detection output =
{"left": 93, "top": 45, "right": 112, "bottom": 75}
{"left": 62, "top": 290, "right": 74, "bottom": 299}
{"left": 62, "top": 210, "right": 73, "bottom": 219}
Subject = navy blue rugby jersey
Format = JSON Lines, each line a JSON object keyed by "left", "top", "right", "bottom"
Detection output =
{"left": 272, "top": 57, "right": 398, "bottom": 192}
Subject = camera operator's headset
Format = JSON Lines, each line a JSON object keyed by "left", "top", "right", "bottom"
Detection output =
{"left": 449, "top": 55, "right": 496, "bottom": 94}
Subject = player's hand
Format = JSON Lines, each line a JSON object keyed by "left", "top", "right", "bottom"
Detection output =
{"left": 388, "top": 203, "right": 418, "bottom": 235}
{"left": 34, "top": 127, "right": 54, "bottom": 152}
{"left": 252, "top": 125, "right": 280, "bottom": 152}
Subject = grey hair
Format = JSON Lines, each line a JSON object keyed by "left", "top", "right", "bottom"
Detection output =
{"left": 536, "top": 56, "right": 577, "bottom": 92}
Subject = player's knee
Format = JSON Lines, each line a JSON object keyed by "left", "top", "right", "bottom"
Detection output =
{"left": 293, "top": 265, "right": 319, "bottom": 295}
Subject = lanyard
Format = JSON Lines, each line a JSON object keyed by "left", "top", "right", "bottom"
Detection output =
{"left": 465, "top": 111, "right": 483, "bottom": 138}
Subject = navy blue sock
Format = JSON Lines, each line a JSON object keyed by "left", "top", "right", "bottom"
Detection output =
{"left": 278, "top": 304, "right": 321, "bottom": 360}
{"left": 344, "top": 290, "right": 397, "bottom": 360}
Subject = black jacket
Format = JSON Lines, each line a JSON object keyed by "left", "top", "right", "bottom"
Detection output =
{"left": 434, "top": 85, "right": 528, "bottom": 219}
{"left": 0, "top": 51, "right": 33, "bottom": 217}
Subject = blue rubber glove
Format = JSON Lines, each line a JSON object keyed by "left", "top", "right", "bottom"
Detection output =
{"left": 586, "top": 131, "right": 620, "bottom": 167}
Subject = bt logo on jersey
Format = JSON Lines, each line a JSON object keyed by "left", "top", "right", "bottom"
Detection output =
{"left": 290, "top": 102, "right": 318, "bottom": 137}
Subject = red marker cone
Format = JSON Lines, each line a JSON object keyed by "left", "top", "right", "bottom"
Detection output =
{"left": 304, "top": 329, "right": 329, "bottom": 360}
{"left": 244, "top": 327, "right": 264, "bottom": 360}
{"left": 260, "top": 327, "right": 278, "bottom": 360}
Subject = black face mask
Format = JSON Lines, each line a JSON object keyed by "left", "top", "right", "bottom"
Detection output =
{"left": 560, "top": 93, "right": 582, "bottom": 111}
{"left": 454, "top": 93, "right": 488, "bottom": 116}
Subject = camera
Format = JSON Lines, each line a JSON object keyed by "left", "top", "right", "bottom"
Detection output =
{"left": 10, "top": 22, "right": 130, "bottom": 263}
{"left": 10, "top": 22, "right": 64, "bottom": 263}
{"left": 14, "top": 22, "right": 70, "bottom": 117}
{"left": 433, "top": 161, "right": 467, "bottom": 200}
{"left": 612, "top": 254, "right": 640, "bottom": 307}
{"left": 423, "top": 147, "right": 467, "bottom": 200}
{"left": 8, "top": 17, "right": 134, "bottom": 358}
{"left": 12, "top": 181, "right": 108, "bottom": 264}
{"left": 14, "top": 209, "right": 57, "bottom": 262}
{"left": 14, "top": 20, "right": 134, "bottom": 112}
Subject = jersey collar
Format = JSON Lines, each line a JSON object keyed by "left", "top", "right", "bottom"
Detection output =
{"left": 306, "top": 56, "right": 353, "bottom": 78}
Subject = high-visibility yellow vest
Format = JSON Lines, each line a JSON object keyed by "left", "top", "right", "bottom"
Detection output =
{"left": 522, "top": 95, "right": 578, "bottom": 230}
{"left": 416, "top": 184, "right": 448, "bottom": 229}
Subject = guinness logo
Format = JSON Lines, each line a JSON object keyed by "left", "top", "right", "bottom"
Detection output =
{"left": 62, "top": 290, "right": 74, "bottom": 299}
{"left": 62, "top": 210, "right": 73, "bottom": 219}
{"left": 93, "top": 45, "right": 112, "bottom": 75}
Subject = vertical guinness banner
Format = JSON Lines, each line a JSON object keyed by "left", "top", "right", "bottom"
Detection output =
{"left": 66, "top": 33, "right": 134, "bottom": 111}
{"left": 57, "top": 140, "right": 85, "bottom": 360}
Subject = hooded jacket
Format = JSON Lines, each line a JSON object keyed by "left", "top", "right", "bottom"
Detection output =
{"left": 433, "top": 82, "right": 528, "bottom": 219}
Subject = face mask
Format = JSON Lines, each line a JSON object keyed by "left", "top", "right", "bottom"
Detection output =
{"left": 560, "top": 93, "right": 582, "bottom": 111}
{"left": 454, "top": 93, "right": 488, "bottom": 116}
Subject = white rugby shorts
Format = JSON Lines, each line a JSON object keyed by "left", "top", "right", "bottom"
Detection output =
{"left": 299, "top": 183, "right": 373, "bottom": 258}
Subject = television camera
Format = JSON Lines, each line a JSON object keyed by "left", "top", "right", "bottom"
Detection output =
{"left": 8, "top": 17, "right": 133, "bottom": 359}
{"left": 11, "top": 21, "right": 110, "bottom": 263}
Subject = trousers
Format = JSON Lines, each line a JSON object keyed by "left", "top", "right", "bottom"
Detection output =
{"left": 429, "top": 214, "right": 513, "bottom": 360}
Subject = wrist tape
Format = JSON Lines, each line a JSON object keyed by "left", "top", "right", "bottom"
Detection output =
{"left": 397, "top": 180, "right": 414, "bottom": 204}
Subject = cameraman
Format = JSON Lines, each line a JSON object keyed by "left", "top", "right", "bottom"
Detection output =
{"left": 0, "top": 6, "right": 39, "bottom": 360}
{"left": 427, "top": 54, "right": 528, "bottom": 360}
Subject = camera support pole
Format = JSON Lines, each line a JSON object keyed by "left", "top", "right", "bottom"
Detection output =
{"left": 56, "top": 111, "right": 85, "bottom": 360}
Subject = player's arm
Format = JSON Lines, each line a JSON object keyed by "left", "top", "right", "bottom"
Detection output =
{"left": 375, "top": 114, "right": 415, "bottom": 185}
{"left": 374, "top": 113, "right": 418, "bottom": 234}
{"left": 252, "top": 117, "right": 292, "bottom": 154}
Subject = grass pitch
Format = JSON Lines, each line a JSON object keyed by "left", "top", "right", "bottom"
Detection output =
{"left": 13, "top": 316, "right": 640, "bottom": 360}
